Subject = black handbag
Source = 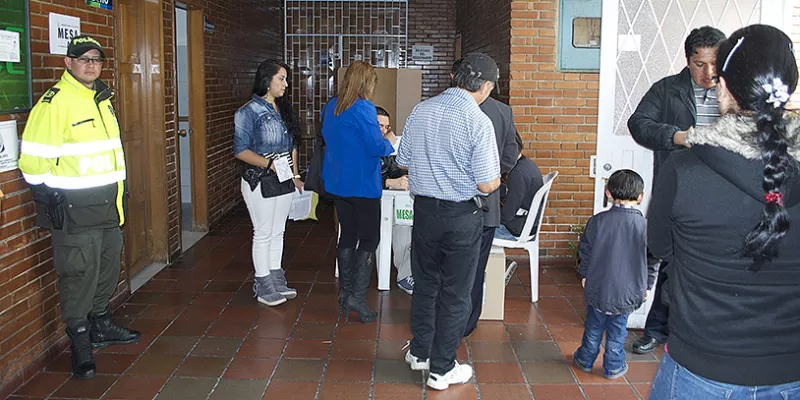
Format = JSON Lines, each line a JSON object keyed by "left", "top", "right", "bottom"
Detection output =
{"left": 242, "top": 162, "right": 295, "bottom": 199}
{"left": 304, "top": 102, "right": 329, "bottom": 196}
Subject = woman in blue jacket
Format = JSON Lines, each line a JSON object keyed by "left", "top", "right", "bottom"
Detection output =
{"left": 322, "top": 61, "right": 396, "bottom": 322}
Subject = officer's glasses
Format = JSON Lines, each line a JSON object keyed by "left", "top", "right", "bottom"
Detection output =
{"left": 72, "top": 57, "right": 105, "bottom": 65}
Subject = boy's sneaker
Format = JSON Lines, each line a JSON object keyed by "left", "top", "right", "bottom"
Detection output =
{"left": 572, "top": 358, "right": 592, "bottom": 373}
{"left": 426, "top": 362, "right": 473, "bottom": 391}
{"left": 397, "top": 276, "right": 414, "bottom": 295}
{"left": 604, "top": 363, "right": 628, "bottom": 379}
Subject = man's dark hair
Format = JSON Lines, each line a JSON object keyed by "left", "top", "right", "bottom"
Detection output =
{"left": 375, "top": 106, "right": 390, "bottom": 118}
{"left": 684, "top": 26, "right": 725, "bottom": 61}
{"left": 453, "top": 58, "right": 487, "bottom": 92}
{"left": 606, "top": 169, "right": 644, "bottom": 201}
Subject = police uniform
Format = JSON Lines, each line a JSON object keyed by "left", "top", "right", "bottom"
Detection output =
{"left": 18, "top": 35, "right": 138, "bottom": 380}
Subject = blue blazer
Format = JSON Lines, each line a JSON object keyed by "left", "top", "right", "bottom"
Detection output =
{"left": 321, "top": 97, "right": 394, "bottom": 198}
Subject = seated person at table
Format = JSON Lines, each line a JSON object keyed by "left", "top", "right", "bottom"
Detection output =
{"left": 495, "top": 133, "right": 544, "bottom": 241}
{"left": 377, "top": 106, "right": 414, "bottom": 295}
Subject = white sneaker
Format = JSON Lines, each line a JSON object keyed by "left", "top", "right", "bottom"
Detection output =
{"left": 404, "top": 350, "right": 429, "bottom": 371}
{"left": 426, "top": 362, "right": 473, "bottom": 391}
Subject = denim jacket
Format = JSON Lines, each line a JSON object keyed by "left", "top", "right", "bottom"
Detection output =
{"left": 233, "top": 94, "right": 295, "bottom": 156}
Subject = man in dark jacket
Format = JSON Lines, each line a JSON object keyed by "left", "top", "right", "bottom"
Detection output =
{"left": 494, "top": 133, "right": 544, "bottom": 240}
{"left": 450, "top": 59, "right": 519, "bottom": 338}
{"left": 627, "top": 26, "right": 725, "bottom": 354}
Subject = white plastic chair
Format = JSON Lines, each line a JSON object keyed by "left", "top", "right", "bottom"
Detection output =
{"left": 492, "top": 171, "right": 558, "bottom": 303}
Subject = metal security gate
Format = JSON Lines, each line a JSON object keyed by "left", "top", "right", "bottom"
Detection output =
{"left": 284, "top": 0, "right": 408, "bottom": 168}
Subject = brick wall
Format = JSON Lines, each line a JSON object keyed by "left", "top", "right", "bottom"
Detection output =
{"left": 509, "top": 0, "right": 598, "bottom": 257}
{"left": 457, "top": 0, "right": 596, "bottom": 257}
{"left": 456, "top": 0, "right": 511, "bottom": 101}
{"left": 788, "top": 3, "right": 800, "bottom": 110}
{"left": 162, "top": 0, "right": 283, "bottom": 257}
{"left": 0, "top": 1, "right": 124, "bottom": 396}
{"left": 408, "top": 0, "right": 458, "bottom": 100}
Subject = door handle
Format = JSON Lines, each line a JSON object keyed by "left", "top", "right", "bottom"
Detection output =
{"left": 178, "top": 129, "right": 187, "bottom": 137}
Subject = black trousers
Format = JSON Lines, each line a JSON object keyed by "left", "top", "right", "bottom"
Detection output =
{"left": 52, "top": 227, "right": 123, "bottom": 328}
{"left": 409, "top": 196, "right": 483, "bottom": 375}
{"left": 334, "top": 196, "right": 381, "bottom": 252}
{"left": 643, "top": 261, "right": 669, "bottom": 342}
{"left": 463, "top": 226, "right": 496, "bottom": 337}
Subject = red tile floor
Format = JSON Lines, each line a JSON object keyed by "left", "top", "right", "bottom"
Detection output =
{"left": 10, "top": 205, "right": 661, "bottom": 400}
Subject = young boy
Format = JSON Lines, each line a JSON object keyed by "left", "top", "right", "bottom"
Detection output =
{"left": 573, "top": 169, "right": 657, "bottom": 379}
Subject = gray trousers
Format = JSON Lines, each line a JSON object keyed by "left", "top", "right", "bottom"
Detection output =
{"left": 51, "top": 227, "right": 123, "bottom": 328}
{"left": 392, "top": 224, "right": 412, "bottom": 281}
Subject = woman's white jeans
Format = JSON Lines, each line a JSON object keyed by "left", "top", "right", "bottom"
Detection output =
{"left": 241, "top": 179, "right": 293, "bottom": 278}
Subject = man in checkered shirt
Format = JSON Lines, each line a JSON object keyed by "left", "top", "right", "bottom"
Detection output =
{"left": 396, "top": 53, "right": 501, "bottom": 391}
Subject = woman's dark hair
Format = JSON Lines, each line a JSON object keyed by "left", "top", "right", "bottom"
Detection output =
{"left": 606, "top": 169, "right": 644, "bottom": 202}
{"left": 684, "top": 26, "right": 725, "bottom": 61}
{"left": 515, "top": 132, "right": 523, "bottom": 154}
{"left": 252, "top": 59, "right": 301, "bottom": 145}
{"left": 716, "top": 24, "right": 799, "bottom": 268}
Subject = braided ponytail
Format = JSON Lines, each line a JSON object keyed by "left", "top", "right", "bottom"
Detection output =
{"left": 716, "top": 25, "right": 799, "bottom": 269}
{"left": 741, "top": 103, "right": 792, "bottom": 268}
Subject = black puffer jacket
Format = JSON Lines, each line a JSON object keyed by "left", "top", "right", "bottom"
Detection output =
{"left": 648, "top": 114, "right": 800, "bottom": 386}
{"left": 627, "top": 68, "right": 696, "bottom": 179}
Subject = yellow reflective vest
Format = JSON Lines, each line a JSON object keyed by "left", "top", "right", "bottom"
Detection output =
{"left": 19, "top": 71, "right": 126, "bottom": 226}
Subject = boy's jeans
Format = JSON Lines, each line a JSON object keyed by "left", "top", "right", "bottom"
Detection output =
{"left": 649, "top": 352, "right": 800, "bottom": 399}
{"left": 573, "top": 306, "right": 629, "bottom": 372}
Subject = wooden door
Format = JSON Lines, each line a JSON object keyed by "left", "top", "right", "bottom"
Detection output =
{"left": 116, "top": 0, "right": 168, "bottom": 277}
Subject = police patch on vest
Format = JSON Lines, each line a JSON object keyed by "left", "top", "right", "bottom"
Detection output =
{"left": 42, "top": 88, "right": 60, "bottom": 103}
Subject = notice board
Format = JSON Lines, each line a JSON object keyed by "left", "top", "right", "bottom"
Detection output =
{"left": 0, "top": 0, "right": 32, "bottom": 114}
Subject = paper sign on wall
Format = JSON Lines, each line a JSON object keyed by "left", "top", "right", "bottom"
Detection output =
{"left": 49, "top": 13, "right": 80, "bottom": 55}
{"left": 0, "top": 31, "right": 21, "bottom": 63}
{"left": 412, "top": 45, "right": 434, "bottom": 61}
{"left": 0, "top": 120, "right": 19, "bottom": 173}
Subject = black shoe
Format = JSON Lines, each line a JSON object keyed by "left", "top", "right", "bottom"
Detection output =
{"left": 89, "top": 310, "right": 141, "bottom": 349}
{"left": 632, "top": 336, "right": 664, "bottom": 354}
{"left": 66, "top": 323, "right": 96, "bottom": 380}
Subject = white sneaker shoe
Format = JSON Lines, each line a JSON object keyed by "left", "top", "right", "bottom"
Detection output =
{"left": 404, "top": 350, "right": 430, "bottom": 371}
{"left": 426, "top": 362, "right": 473, "bottom": 391}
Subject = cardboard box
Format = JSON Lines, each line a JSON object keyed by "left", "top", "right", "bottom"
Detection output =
{"left": 336, "top": 67, "right": 422, "bottom": 135}
{"left": 479, "top": 246, "right": 506, "bottom": 321}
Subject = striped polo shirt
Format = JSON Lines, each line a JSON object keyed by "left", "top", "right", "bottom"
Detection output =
{"left": 692, "top": 80, "right": 721, "bottom": 127}
{"left": 396, "top": 88, "right": 500, "bottom": 202}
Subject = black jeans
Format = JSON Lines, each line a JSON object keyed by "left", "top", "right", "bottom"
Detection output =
{"left": 409, "top": 196, "right": 483, "bottom": 375}
{"left": 334, "top": 196, "right": 381, "bottom": 252}
{"left": 644, "top": 261, "right": 669, "bottom": 342}
{"left": 464, "top": 225, "right": 496, "bottom": 337}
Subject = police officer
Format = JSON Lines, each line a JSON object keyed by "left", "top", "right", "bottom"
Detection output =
{"left": 18, "top": 35, "right": 139, "bottom": 380}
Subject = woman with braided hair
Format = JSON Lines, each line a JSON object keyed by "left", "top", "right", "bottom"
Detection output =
{"left": 647, "top": 24, "right": 800, "bottom": 398}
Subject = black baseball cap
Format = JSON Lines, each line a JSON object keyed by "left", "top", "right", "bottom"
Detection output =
{"left": 461, "top": 53, "right": 499, "bottom": 83}
{"left": 67, "top": 35, "right": 105, "bottom": 58}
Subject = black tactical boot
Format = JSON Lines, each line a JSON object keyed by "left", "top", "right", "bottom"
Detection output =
{"left": 66, "top": 322, "right": 96, "bottom": 380}
{"left": 89, "top": 308, "right": 140, "bottom": 349}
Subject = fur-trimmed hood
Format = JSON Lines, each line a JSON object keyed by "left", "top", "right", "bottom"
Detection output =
{"left": 683, "top": 113, "right": 800, "bottom": 208}
{"left": 686, "top": 113, "right": 800, "bottom": 159}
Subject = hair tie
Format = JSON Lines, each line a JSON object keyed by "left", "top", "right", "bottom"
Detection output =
{"left": 722, "top": 37, "right": 744, "bottom": 73}
{"left": 762, "top": 77, "right": 790, "bottom": 108}
{"left": 765, "top": 192, "right": 784, "bottom": 206}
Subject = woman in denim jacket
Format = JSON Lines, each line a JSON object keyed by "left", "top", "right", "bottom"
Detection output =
{"left": 234, "top": 60, "right": 303, "bottom": 307}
